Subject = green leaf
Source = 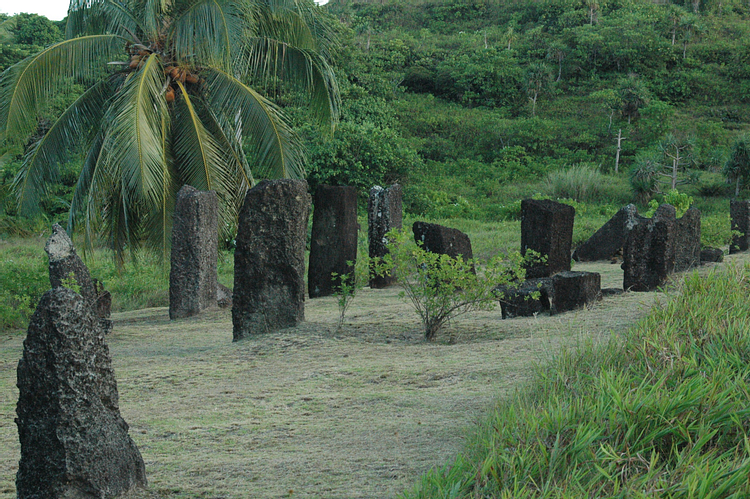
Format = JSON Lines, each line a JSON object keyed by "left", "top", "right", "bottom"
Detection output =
{"left": 0, "top": 34, "right": 125, "bottom": 144}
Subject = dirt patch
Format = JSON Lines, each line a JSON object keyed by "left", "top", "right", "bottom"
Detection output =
{"left": 0, "top": 257, "right": 740, "bottom": 499}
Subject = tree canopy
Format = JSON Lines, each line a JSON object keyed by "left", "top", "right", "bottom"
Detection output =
{"left": 0, "top": 0, "right": 340, "bottom": 262}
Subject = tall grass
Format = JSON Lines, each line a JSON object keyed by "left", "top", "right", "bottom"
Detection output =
{"left": 545, "top": 165, "right": 631, "bottom": 205}
{"left": 401, "top": 265, "right": 750, "bottom": 498}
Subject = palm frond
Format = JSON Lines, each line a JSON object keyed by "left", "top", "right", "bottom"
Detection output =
{"left": 13, "top": 78, "right": 115, "bottom": 216}
{"left": 101, "top": 53, "right": 171, "bottom": 253}
{"left": 203, "top": 67, "right": 305, "bottom": 179}
{"left": 0, "top": 35, "right": 126, "bottom": 145}
{"left": 102, "top": 174, "right": 139, "bottom": 267}
{"left": 243, "top": 36, "right": 339, "bottom": 131}
{"left": 198, "top": 97, "right": 253, "bottom": 189}
{"left": 66, "top": 0, "right": 141, "bottom": 39}
{"left": 188, "top": 88, "right": 254, "bottom": 242}
{"left": 69, "top": 129, "right": 107, "bottom": 253}
{"left": 143, "top": 0, "right": 169, "bottom": 40}
{"left": 171, "top": 80, "right": 232, "bottom": 192}
{"left": 253, "top": 0, "right": 341, "bottom": 58}
{"left": 169, "top": 0, "right": 244, "bottom": 71}
{"left": 142, "top": 109, "right": 176, "bottom": 255}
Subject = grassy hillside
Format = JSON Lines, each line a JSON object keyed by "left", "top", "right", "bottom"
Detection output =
{"left": 302, "top": 0, "right": 750, "bottom": 221}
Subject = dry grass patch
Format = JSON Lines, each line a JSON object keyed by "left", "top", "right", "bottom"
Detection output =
{"left": 0, "top": 257, "right": 738, "bottom": 499}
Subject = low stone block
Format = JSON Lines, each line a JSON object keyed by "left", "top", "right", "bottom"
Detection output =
{"left": 573, "top": 204, "right": 644, "bottom": 262}
{"left": 674, "top": 207, "right": 701, "bottom": 272}
{"left": 521, "top": 199, "right": 575, "bottom": 278}
{"left": 233, "top": 179, "right": 310, "bottom": 340}
{"left": 550, "top": 271, "right": 601, "bottom": 314}
{"left": 622, "top": 204, "right": 676, "bottom": 292}
{"left": 368, "top": 184, "right": 403, "bottom": 288}
{"left": 730, "top": 199, "right": 750, "bottom": 254}
{"left": 495, "top": 278, "right": 552, "bottom": 319}
{"left": 309, "top": 185, "right": 359, "bottom": 298}
{"left": 700, "top": 247, "right": 724, "bottom": 263}
{"left": 412, "top": 221, "right": 473, "bottom": 261}
{"left": 16, "top": 287, "right": 146, "bottom": 499}
{"left": 169, "top": 185, "right": 219, "bottom": 320}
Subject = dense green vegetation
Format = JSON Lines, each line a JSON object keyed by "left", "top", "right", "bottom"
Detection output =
{"left": 401, "top": 264, "right": 750, "bottom": 498}
{"left": 308, "top": 0, "right": 750, "bottom": 219}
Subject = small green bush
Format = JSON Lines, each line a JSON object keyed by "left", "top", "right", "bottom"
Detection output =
{"left": 702, "top": 213, "right": 732, "bottom": 248}
{"left": 644, "top": 188, "right": 693, "bottom": 218}
{"left": 375, "top": 229, "right": 528, "bottom": 341}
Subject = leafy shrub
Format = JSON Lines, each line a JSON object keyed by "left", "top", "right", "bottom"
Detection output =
{"left": 305, "top": 121, "right": 418, "bottom": 202}
{"left": 332, "top": 254, "right": 370, "bottom": 329}
{"left": 644, "top": 189, "right": 693, "bottom": 218}
{"left": 374, "top": 229, "right": 527, "bottom": 341}
{"left": 701, "top": 213, "right": 732, "bottom": 248}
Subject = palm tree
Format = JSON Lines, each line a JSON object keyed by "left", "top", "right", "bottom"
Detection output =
{"left": 0, "top": 0, "right": 340, "bottom": 263}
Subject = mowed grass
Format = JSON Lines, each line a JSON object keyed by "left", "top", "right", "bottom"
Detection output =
{"left": 0, "top": 252, "right": 684, "bottom": 498}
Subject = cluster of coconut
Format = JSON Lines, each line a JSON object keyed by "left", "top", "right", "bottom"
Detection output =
{"left": 125, "top": 43, "right": 201, "bottom": 103}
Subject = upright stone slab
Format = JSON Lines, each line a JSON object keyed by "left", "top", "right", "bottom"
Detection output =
{"left": 573, "top": 204, "right": 644, "bottom": 262}
{"left": 16, "top": 287, "right": 146, "bottom": 499}
{"left": 45, "top": 223, "right": 97, "bottom": 306}
{"left": 412, "top": 221, "right": 474, "bottom": 261}
{"left": 622, "top": 204, "right": 676, "bottom": 292}
{"left": 674, "top": 207, "right": 701, "bottom": 272}
{"left": 551, "top": 271, "right": 601, "bottom": 315}
{"left": 233, "top": 179, "right": 310, "bottom": 340}
{"left": 45, "top": 224, "right": 111, "bottom": 325}
{"left": 368, "top": 184, "right": 403, "bottom": 288}
{"left": 169, "top": 185, "right": 219, "bottom": 320}
{"left": 521, "top": 199, "right": 575, "bottom": 278}
{"left": 730, "top": 199, "right": 750, "bottom": 254}
{"left": 308, "top": 185, "right": 359, "bottom": 298}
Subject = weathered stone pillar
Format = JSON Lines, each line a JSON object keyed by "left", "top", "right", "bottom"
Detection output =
{"left": 169, "top": 185, "right": 219, "bottom": 319}
{"left": 45, "top": 224, "right": 111, "bottom": 325}
{"left": 308, "top": 185, "right": 359, "bottom": 298}
{"left": 674, "top": 207, "right": 701, "bottom": 272}
{"left": 45, "top": 223, "right": 97, "bottom": 305}
{"left": 730, "top": 199, "right": 750, "bottom": 254}
{"left": 622, "top": 204, "right": 676, "bottom": 292}
{"left": 412, "top": 221, "right": 473, "bottom": 261}
{"left": 16, "top": 287, "right": 146, "bottom": 499}
{"left": 573, "top": 204, "right": 644, "bottom": 262}
{"left": 520, "top": 199, "right": 575, "bottom": 278}
{"left": 368, "top": 184, "right": 403, "bottom": 288}
{"left": 233, "top": 179, "right": 310, "bottom": 340}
